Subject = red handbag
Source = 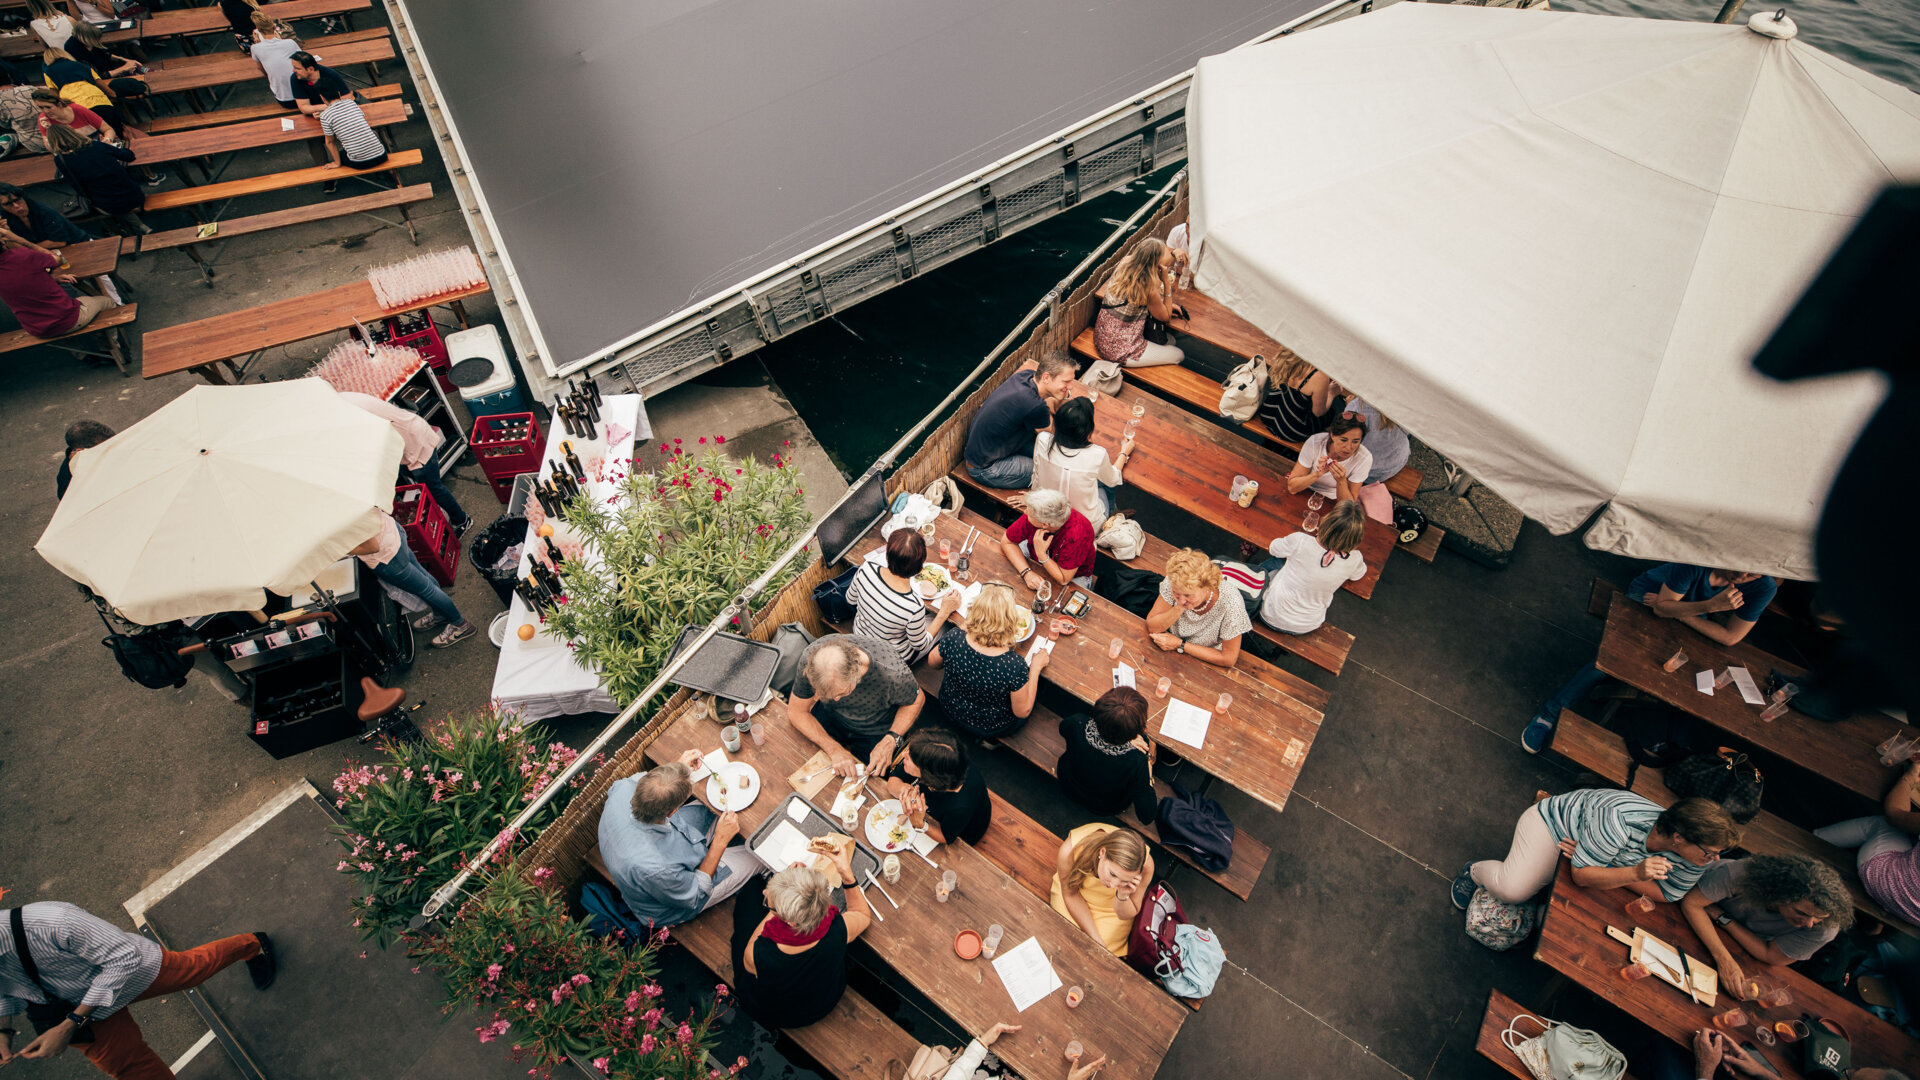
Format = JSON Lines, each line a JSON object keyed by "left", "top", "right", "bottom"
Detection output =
{"left": 1124, "top": 883, "right": 1184, "bottom": 978}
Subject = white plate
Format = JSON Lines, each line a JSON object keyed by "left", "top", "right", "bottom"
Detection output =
{"left": 913, "top": 564, "right": 955, "bottom": 601}
{"left": 1013, "top": 608, "right": 1036, "bottom": 643}
{"left": 864, "top": 799, "right": 914, "bottom": 852}
{"left": 706, "top": 762, "right": 760, "bottom": 813}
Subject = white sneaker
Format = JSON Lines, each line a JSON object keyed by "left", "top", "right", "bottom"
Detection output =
{"left": 431, "top": 621, "right": 476, "bottom": 648}
{"left": 411, "top": 612, "right": 443, "bottom": 631}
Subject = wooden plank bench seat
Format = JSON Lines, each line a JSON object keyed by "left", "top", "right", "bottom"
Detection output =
{"left": 950, "top": 468, "right": 1355, "bottom": 675}
{"left": 0, "top": 302, "right": 136, "bottom": 375}
{"left": 140, "top": 148, "right": 423, "bottom": 215}
{"left": 149, "top": 27, "right": 391, "bottom": 70}
{"left": 129, "top": 183, "right": 433, "bottom": 285}
{"left": 142, "top": 34, "right": 393, "bottom": 98}
{"left": 1478, "top": 989, "right": 1641, "bottom": 1080}
{"left": 137, "top": 0, "right": 373, "bottom": 42}
{"left": 143, "top": 84, "right": 404, "bottom": 135}
{"left": 582, "top": 849, "right": 915, "bottom": 1080}
{"left": 1546, "top": 708, "right": 1917, "bottom": 937}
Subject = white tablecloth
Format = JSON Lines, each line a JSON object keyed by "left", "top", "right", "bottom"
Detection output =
{"left": 489, "top": 394, "right": 641, "bottom": 722}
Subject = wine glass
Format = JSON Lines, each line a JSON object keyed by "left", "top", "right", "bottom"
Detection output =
{"left": 1034, "top": 579, "right": 1052, "bottom": 607}
{"left": 1307, "top": 493, "right": 1326, "bottom": 513}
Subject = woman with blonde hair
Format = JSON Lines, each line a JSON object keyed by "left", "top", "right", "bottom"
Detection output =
{"left": 249, "top": 11, "right": 304, "bottom": 108}
{"left": 25, "top": 0, "right": 74, "bottom": 51}
{"left": 1257, "top": 347, "right": 1345, "bottom": 443}
{"left": 929, "top": 582, "right": 1047, "bottom": 738}
{"left": 1050, "top": 824, "right": 1154, "bottom": 955}
{"left": 1146, "top": 548, "right": 1249, "bottom": 668}
{"left": 65, "top": 20, "right": 148, "bottom": 86}
{"left": 1255, "top": 501, "right": 1367, "bottom": 635}
{"left": 1091, "top": 237, "right": 1185, "bottom": 369}
{"left": 730, "top": 846, "right": 872, "bottom": 1029}
{"left": 47, "top": 123, "right": 148, "bottom": 233}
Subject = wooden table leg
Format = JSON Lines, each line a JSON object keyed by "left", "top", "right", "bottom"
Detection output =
{"left": 195, "top": 358, "right": 239, "bottom": 385}
{"left": 450, "top": 300, "right": 469, "bottom": 328}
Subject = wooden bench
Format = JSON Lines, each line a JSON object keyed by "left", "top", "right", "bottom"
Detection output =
{"left": 901, "top": 658, "right": 1274, "bottom": 901}
{"left": 130, "top": 183, "right": 433, "bottom": 285}
{"left": 582, "top": 850, "right": 915, "bottom": 1080}
{"left": 950, "top": 467, "right": 1355, "bottom": 675}
{"left": 1546, "top": 708, "right": 1917, "bottom": 937}
{"left": 1477, "top": 989, "right": 1641, "bottom": 1080}
{"left": 0, "top": 98, "right": 412, "bottom": 187}
{"left": 0, "top": 302, "right": 136, "bottom": 375}
{"left": 149, "top": 27, "right": 391, "bottom": 70}
{"left": 143, "top": 84, "right": 404, "bottom": 135}
{"left": 137, "top": 0, "right": 372, "bottom": 43}
{"left": 139, "top": 148, "right": 423, "bottom": 217}
{"left": 142, "top": 34, "right": 393, "bottom": 99}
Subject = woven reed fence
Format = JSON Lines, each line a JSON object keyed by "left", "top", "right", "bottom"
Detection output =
{"left": 519, "top": 182, "right": 1189, "bottom": 900}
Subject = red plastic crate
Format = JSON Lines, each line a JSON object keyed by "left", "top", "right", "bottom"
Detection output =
{"left": 392, "top": 483, "right": 459, "bottom": 586}
{"left": 470, "top": 411, "right": 541, "bottom": 503}
{"left": 354, "top": 312, "right": 455, "bottom": 392}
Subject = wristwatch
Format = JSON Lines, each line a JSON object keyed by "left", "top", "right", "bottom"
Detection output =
{"left": 1176, "top": 642, "right": 1187, "bottom": 654}
{"left": 1714, "top": 912, "right": 1734, "bottom": 928}
{"left": 65, "top": 1012, "right": 92, "bottom": 1028}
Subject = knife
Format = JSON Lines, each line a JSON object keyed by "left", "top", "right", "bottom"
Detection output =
{"left": 1676, "top": 950, "right": 1703, "bottom": 1005}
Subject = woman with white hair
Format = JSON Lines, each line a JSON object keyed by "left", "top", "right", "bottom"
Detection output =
{"left": 997, "top": 487, "right": 1096, "bottom": 590}
{"left": 729, "top": 844, "right": 872, "bottom": 1030}
{"left": 929, "top": 583, "right": 1049, "bottom": 739}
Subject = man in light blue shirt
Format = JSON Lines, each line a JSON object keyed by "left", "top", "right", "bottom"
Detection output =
{"left": 597, "top": 750, "right": 758, "bottom": 928}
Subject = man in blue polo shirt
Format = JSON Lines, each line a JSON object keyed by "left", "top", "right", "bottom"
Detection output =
{"left": 963, "top": 353, "right": 1076, "bottom": 489}
{"left": 1520, "top": 563, "right": 1779, "bottom": 754}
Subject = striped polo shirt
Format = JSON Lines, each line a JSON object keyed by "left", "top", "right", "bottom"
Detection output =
{"left": 318, "top": 98, "right": 385, "bottom": 165}
{"left": 1535, "top": 788, "right": 1708, "bottom": 901}
{"left": 848, "top": 559, "right": 932, "bottom": 664}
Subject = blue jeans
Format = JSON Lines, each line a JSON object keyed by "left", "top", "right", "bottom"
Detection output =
{"left": 1539, "top": 663, "right": 1610, "bottom": 722}
{"left": 1096, "top": 482, "right": 1118, "bottom": 520}
{"left": 405, "top": 454, "right": 469, "bottom": 528}
{"left": 372, "top": 540, "right": 465, "bottom": 626}
{"left": 968, "top": 455, "right": 1032, "bottom": 489}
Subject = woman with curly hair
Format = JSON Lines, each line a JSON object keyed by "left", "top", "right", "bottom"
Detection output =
{"left": 1680, "top": 853, "right": 1851, "bottom": 991}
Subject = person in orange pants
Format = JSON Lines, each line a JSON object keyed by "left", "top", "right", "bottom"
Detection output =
{"left": 1, "top": 900, "right": 276, "bottom": 1079}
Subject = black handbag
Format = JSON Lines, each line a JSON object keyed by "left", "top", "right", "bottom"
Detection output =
{"left": 7, "top": 908, "right": 96, "bottom": 1044}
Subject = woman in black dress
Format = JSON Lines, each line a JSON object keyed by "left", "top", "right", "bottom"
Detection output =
{"left": 730, "top": 848, "right": 873, "bottom": 1030}
{"left": 1056, "top": 686, "right": 1157, "bottom": 823}
{"left": 885, "top": 727, "right": 992, "bottom": 845}
{"left": 927, "top": 583, "right": 1047, "bottom": 739}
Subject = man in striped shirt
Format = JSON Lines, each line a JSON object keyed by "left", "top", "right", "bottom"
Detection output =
{"left": 314, "top": 83, "right": 386, "bottom": 192}
{"left": 1453, "top": 790, "right": 1740, "bottom": 911}
{"left": 1, "top": 900, "right": 275, "bottom": 1076}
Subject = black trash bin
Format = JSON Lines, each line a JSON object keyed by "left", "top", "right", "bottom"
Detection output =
{"left": 469, "top": 516, "right": 527, "bottom": 606}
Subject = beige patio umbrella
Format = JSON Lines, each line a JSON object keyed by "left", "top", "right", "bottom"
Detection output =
{"left": 37, "top": 379, "right": 405, "bottom": 625}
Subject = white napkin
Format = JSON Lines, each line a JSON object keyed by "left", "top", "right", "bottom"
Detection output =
{"left": 1025, "top": 635, "right": 1055, "bottom": 661}
{"left": 953, "top": 581, "right": 985, "bottom": 617}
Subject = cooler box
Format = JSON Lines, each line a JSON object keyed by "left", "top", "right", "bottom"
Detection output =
{"left": 446, "top": 325, "right": 526, "bottom": 419}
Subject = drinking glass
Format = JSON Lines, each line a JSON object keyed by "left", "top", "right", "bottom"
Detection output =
{"left": 1064, "top": 1041, "right": 1084, "bottom": 1063}
{"left": 1879, "top": 733, "right": 1917, "bottom": 767}
{"left": 1713, "top": 1008, "right": 1748, "bottom": 1030}
{"left": 1759, "top": 700, "right": 1790, "bottom": 722}
{"left": 1215, "top": 693, "right": 1232, "bottom": 715}
{"left": 1155, "top": 676, "right": 1171, "bottom": 698}
{"left": 1775, "top": 1020, "right": 1808, "bottom": 1043}
{"left": 1108, "top": 637, "right": 1124, "bottom": 660}
{"left": 982, "top": 924, "right": 1004, "bottom": 959}
{"left": 1735, "top": 977, "right": 1763, "bottom": 1002}
{"left": 688, "top": 698, "right": 709, "bottom": 723}
{"left": 1307, "top": 493, "right": 1325, "bottom": 513}
{"left": 1618, "top": 962, "right": 1651, "bottom": 982}
{"left": 1623, "top": 895, "right": 1655, "bottom": 918}
{"left": 1230, "top": 475, "right": 1248, "bottom": 502}
{"left": 939, "top": 538, "right": 952, "bottom": 563}
{"left": 1713, "top": 668, "right": 1735, "bottom": 690}
{"left": 1663, "top": 649, "right": 1690, "bottom": 673}
{"left": 1301, "top": 510, "right": 1321, "bottom": 534}
{"left": 935, "top": 869, "right": 956, "bottom": 903}
{"left": 1132, "top": 398, "right": 1147, "bottom": 420}
{"left": 1752, "top": 1026, "right": 1776, "bottom": 1048}
{"left": 1035, "top": 580, "right": 1052, "bottom": 606}
{"left": 749, "top": 722, "right": 766, "bottom": 748}
{"left": 1756, "top": 985, "right": 1792, "bottom": 1009}
{"left": 1065, "top": 985, "right": 1084, "bottom": 1008}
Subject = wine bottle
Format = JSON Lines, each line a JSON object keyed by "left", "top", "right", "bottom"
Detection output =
{"left": 578, "top": 386, "right": 600, "bottom": 424}
{"left": 563, "top": 441, "right": 587, "bottom": 482}
{"left": 544, "top": 535, "right": 565, "bottom": 566}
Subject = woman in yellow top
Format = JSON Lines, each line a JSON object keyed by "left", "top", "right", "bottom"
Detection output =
{"left": 1048, "top": 823, "right": 1153, "bottom": 956}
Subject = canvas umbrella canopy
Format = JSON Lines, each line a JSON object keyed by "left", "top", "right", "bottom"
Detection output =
{"left": 1187, "top": 2, "right": 1920, "bottom": 580}
{"left": 37, "top": 379, "right": 405, "bottom": 625}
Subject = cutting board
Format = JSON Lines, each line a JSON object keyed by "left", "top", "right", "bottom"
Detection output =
{"left": 1608, "top": 924, "right": 1718, "bottom": 1006}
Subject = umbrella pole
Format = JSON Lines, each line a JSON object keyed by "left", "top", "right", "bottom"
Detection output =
{"left": 1713, "top": 0, "right": 1746, "bottom": 23}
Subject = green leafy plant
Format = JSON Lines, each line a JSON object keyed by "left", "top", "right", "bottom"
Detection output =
{"left": 543, "top": 439, "right": 812, "bottom": 705}
{"left": 331, "top": 708, "right": 595, "bottom": 948}
{"left": 407, "top": 870, "right": 742, "bottom": 1080}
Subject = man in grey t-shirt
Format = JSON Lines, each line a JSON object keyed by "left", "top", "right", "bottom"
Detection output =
{"left": 790, "top": 634, "right": 924, "bottom": 780}
{"left": 1678, "top": 854, "right": 1849, "bottom": 994}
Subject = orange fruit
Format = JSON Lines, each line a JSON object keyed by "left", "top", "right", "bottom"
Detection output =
{"left": 517, "top": 624, "right": 536, "bottom": 641}
{"left": 536, "top": 523, "right": 555, "bottom": 538}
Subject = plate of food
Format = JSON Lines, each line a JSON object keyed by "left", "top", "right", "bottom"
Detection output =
{"left": 706, "top": 761, "right": 760, "bottom": 813}
{"left": 864, "top": 798, "right": 916, "bottom": 852}
{"left": 913, "top": 563, "right": 954, "bottom": 601}
{"left": 1013, "top": 607, "right": 1036, "bottom": 643}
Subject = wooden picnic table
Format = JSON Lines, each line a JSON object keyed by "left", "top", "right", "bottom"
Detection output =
{"left": 0, "top": 98, "right": 409, "bottom": 187}
{"left": 642, "top": 695, "right": 1187, "bottom": 1080}
{"left": 1165, "top": 289, "right": 1289, "bottom": 366}
{"left": 858, "top": 509, "right": 1326, "bottom": 815}
{"left": 1093, "top": 379, "right": 1393, "bottom": 598}
{"left": 141, "top": 33, "right": 391, "bottom": 97}
{"left": 1596, "top": 592, "right": 1906, "bottom": 801}
{"left": 138, "top": 0, "right": 370, "bottom": 41}
{"left": 60, "top": 235, "right": 120, "bottom": 280}
{"left": 1536, "top": 860, "right": 1918, "bottom": 1078}
{"left": 0, "top": 22, "right": 138, "bottom": 57}
{"left": 141, "top": 278, "right": 485, "bottom": 382}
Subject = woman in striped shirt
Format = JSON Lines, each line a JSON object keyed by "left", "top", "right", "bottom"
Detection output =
{"left": 849, "top": 528, "right": 958, "bottom": 665}
{"left": 1256, "top": 348, "right": 1344, "bottom": 443}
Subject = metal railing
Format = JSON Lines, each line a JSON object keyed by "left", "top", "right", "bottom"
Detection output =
{"left": 419, "top": 168, "right": 1186, "bottom": 921}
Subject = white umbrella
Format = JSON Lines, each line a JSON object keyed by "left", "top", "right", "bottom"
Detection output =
{"left": 1187, "top": 3, "right": 1920, "bottom": 579}
{"left": 37, "top": 380, "right": 405, "bottom": 624}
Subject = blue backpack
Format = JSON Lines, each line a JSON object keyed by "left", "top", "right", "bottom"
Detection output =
{"left": 581, "top": 881, "right": 655, "bottom": 945}
{"left": 1160, "top": 925, "right": 1225, "bottom": 998}
{"left": 1155, "top": 785, "right": 1234, "bottom": 871}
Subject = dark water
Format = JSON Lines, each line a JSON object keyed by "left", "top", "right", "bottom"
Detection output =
{"left": 758, "top": 0, "right": 1920, "bottom": 476}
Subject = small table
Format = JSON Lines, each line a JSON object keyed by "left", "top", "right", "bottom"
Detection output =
{"left": 1596, "top": 592, "right": 1906, "bottom": 800}
{"left": 642, "top": 696, "right": 1188, "bottom": 1080}
{"left": 1095, "top": 380, "right": 1393, "bottom": 598}
{"left": 141, "top": 279, "right": 485, "bottom": 383}
{"left": 1536, "top": 861, "right": 1918, "bottom": 1078}
{"left": 860, "top": 510, "right": 1326, "bottom": 815}
{"left": 489, "top": 394, "right": 642, "bottom": 723}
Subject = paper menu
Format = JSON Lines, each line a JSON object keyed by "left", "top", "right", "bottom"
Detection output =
{"left": 1694, "top": 670, "right": 1714, "bottom": 695}
{"left": 1726, "top": 666, "right": 1764, "bottom": 705}
{"left": 1025, "top": 635, "right": 1054, "bottom": 661}
{"left": 991, "top": 937, "right": 1063, "bottom": 1012}
{"left": 753, "top": 820, "right": 815, "bottom": 871}
{"left": 1159, "top": 697, "right": 1212, "bottom": 749}
{"left": 280, "top": 117, "right": 295, "bottom": 131}
{"left": 1113, "top": 663, "right": 1136, "bottom": 689}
